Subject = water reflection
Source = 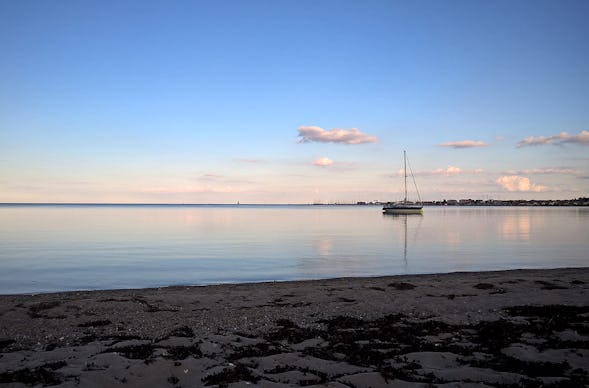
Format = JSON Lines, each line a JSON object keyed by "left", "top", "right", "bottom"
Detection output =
{"left": 383, "top": 213, "right": 423, "bottom": 267}
{"left": 316, "top": 237, "right": 333, "bottom": 257}
{"left": 500, "top": 212, "right": 531, "bottom": 241}
{"left": 0, "top": 205, "right": 587, "bottom": 294}
{"left": 445, "top": 231, "right": 462, "bottom": 245}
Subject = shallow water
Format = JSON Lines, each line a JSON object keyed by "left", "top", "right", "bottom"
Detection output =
{"left": 0, "top": 204, "right": 587, "bottom": 294}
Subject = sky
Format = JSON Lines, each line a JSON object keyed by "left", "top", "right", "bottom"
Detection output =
{"left": 1, "top": 0, "right": 588, "bottom": 204}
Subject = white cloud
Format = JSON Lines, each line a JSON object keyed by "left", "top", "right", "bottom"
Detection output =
{"left": 297, "top": 126, "right": 378, "bottom": 145}
{"left": 444, "top": 166, "right": 462, "bottom": 175}
{"left": 407, "top": 165, "right": 464, "bottom": 176}
{"left": 313, "top": 157, "right": 334, "bottom": 167}
{"left": 438, "top": 140, "right": 488, "bottom": 149}
{"left": 517, "top": 130, "right": 589, "bottom": 147}
{"left": 496, "top": 175, "right": 548, "bottom": 192}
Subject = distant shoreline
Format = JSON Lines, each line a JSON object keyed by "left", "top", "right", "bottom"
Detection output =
{"left": 1, "top": 198, "right": 588, "bottom": 207}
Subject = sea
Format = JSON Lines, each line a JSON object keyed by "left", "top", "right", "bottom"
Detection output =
{"left": 0, "top": 204, "right": 587, "bottom": 295}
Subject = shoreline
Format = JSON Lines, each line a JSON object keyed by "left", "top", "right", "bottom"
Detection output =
{"left": 3, "top": 265, "right": 588, "bottom": 297}
{"left": 1, "top": 267, "right": 588, "bottom": 386}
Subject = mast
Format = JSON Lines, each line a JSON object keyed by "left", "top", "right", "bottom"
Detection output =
{"left": 403, "top": 150, "right": 407, "bottom": 204}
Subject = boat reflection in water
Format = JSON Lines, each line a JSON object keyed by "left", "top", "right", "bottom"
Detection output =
{"left": 383, "top": 212, "right": 423, "bottom": 267}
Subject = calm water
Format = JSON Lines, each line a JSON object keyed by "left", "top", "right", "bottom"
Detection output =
{"left": 0, "top": 204, "right": 588, "bottom": 294}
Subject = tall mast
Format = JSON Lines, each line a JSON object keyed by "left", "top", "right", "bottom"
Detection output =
{"left": 403, "top": 150, "right": 407, "bottom": 203}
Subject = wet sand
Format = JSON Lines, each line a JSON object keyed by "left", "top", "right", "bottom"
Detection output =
{"left": 0, "top": 267, "right": 588, "bottom": 387}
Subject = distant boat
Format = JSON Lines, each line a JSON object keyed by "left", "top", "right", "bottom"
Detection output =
{"left": 383, "top": 151, "right": 423, "bottom": 215}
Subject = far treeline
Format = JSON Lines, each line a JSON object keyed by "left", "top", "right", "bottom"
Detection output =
{"left": 353, "top": 198, "right": 589, "bottom": 207}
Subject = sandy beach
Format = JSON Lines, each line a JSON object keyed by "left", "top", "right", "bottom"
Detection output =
{"left": 0, "top": 267, "right": 588, "bottom": 387}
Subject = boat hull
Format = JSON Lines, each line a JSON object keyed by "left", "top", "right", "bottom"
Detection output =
{"left": 382, "top": 205, "right": 423, "bottom": 215}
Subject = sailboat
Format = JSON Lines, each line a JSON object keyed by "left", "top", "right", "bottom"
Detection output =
{"left": 383, "top": 151, "right": 423, "bottom": 215}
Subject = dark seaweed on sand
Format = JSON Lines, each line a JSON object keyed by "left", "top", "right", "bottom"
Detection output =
{"left": 77, "top": 319, "right": 112, "bottom": 328}
{"left": 103, "top": 343, "right": 155, "bottom": 360}
{"left": 164, "top": 343, "right": 203, "bottom": 360}
{"left": 27, "top": 301, "right": 62, "bottom": 318}
{"left": 0, "top": 361, "right": 66, "bottom": 386}
{"left": 388, "top": 282, "right": 416, "bottom": 290}
{"left": 168, "top": 325, "right": 195, "bottom": 338}
{"left": 254, "top": 305, "right": 589, "bottom": 385}
{"left": 0, "top": 339, "right": 15, "bottom": 351}
{"left": 202, "top": 363, "right": 260, "bottom": 386}
{"left": 265, "top": 319, "right": 322, "bottom": 344}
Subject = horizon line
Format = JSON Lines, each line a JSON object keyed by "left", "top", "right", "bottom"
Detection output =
{"left": 0, "top": 197, "right": 587, "bottom": 207}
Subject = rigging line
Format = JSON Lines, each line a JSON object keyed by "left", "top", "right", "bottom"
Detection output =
{"left": 406, "top": 155, "right": 422, "bottom": 204}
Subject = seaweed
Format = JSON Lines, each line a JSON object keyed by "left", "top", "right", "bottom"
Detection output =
{"left": 78, "top": 319, "right": 112, "bottom": 328}
{"left": 165, "top": 343, "right": 202, "bottom": 360}
{"left": 202, "top": 363, "right": 260, "bottom": 386}
{"left": 0, "top": 361, "right": 66, "bottom": 386}
{"left": 169, "top": 325, "right": 195, "bottom": 338}
{"left": 104, "top": 343, "right": 155, "bottom": 360}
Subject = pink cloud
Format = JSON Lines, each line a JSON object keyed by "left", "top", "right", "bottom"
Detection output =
{"left": 505, "top": 167, "right": 582, "bottom": 176}
{"left": 406, "top": 165, "right": 464, "bottom": 177}
{"left": 297, "top": 126, "right": 378, "bottom": 145}
{"left": 199, "top": 174, "right": 224, "bottom": 181}
{"left": 234, "top": 158, "right": 267, "bottom": 164}
{"left": 444, "top": 166, "right": 462, "bottom": 175}
{"left": 438, "top": 140, "right": 488, "bottom": 149}
{"left": 517, "top": 130, "right": 589, "bottom": 147}
{"left": 496, "top": 175, "right": 547, "bottom": 192}
{"left": 313, "top": 157, "right": 334, "bottom": 167}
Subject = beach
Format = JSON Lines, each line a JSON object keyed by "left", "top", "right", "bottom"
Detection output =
{"left": 0, "top": 267, "right": 588, "bottom": 387}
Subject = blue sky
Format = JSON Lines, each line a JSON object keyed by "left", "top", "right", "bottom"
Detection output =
{"left": 1, "top": 0, "right": 588, "bottom": 203}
